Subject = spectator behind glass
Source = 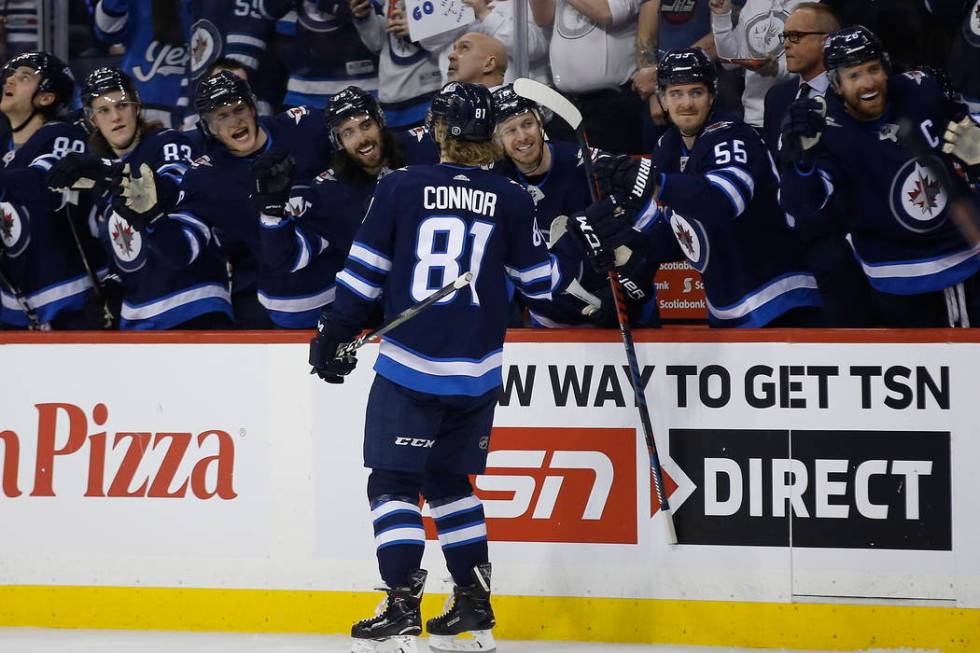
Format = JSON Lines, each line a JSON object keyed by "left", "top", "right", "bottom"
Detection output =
{"left": 418, "top": 0, "right": 550, "bottom": 87}
{"left": 923, "top": 0, "right": 980, "bottom": 113}
{"left": 530, "top": 0, "right": 647, "bottom": 154}
{"left": 349, "top": 0, "right": 442, "bottom": 129}
{"left": 447, "top": 33, "right": 507, "bottom": 88}
{"left": 92, "top": 0, "right": 191, "bottom": 128}
{"left": 761, "top": 2, "right": 839, "bottom": 156}
{"left": 710, "top": 0, "right": 806, "bottom": 128}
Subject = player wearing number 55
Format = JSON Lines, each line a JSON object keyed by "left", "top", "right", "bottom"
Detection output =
{"left": 0, "top": 52, "right": 109, "bottom": 330}
{"left": 310, "top": 82, "right": 552, "bottom": 653}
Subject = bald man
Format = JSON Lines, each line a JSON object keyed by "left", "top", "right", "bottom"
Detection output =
{"left": 447, "top": 32, "right": 507, "bottom": 89}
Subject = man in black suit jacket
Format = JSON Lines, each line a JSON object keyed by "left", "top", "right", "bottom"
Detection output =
{"left": 762, "top": 3, "right": 839, "bottom": 156}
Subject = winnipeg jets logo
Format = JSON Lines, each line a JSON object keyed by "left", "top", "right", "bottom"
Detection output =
{"left": 0, "top": 201, "right": 28, "bottom": 255}
{"left": 668, "top": 209, "right": 709, "bottom": 272}
{"left": 286, "top": 106, "right": 310, "bottom": 125}
{"left": 526, "top": 184, "right": 545, "bottom": 205}
{"left": 902, "top": 70, "right": 927, "bottom": 85}
{"left": 453, "top": 174, "right": 470, "bottom": 182}
{"left": 966, "top": 0, "right": 980, "bottom": 46}
{"left": 679, "top": 155, "right": 690, "bottom": 172}
{"left": 879, "top": 123, "right": 900, "bottom": 143}
{"left": 889, "top": 158, "right": 949, "bottom": 233}
{"left": 108, "top": 212, "right": 144, "bottom": 267}
{"left": 409, "top": 126, "right": 427, "bottom": 143}
{"left": 745, "top": 9, "right": 789, "bottom": 58}
{"left": 287, "top": 196, "right": 311, "bottom": 218}
{"left": 3, "top": 150, "right": 15, "bottom": 166}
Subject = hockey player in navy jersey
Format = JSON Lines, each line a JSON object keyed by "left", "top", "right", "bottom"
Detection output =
{"left": 0, "top": 52, "right": 108, "bottom": 330}
{"left": 252, "top": 86, "right": 437, "bottom": 298}
{"left": 780, "top": 26, "right": 980, "bottom": 327}
{"left": 589, "top": 48, "right": 822, "bottom": 328}
{"left": 116, "top": 72, "right": 334, "bottom": 328}
{"left": 309, "top": 82, "right": 551, "bottom": 653}
{"left": 492, "top": 84, "right": 658, "bottom": 327}
{"left": 45, "top": 67, "right": 233, "bottom": 330}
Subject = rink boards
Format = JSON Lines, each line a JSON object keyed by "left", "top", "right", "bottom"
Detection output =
{"left": 0, "top": 328, "right": 978, "bottom": 651}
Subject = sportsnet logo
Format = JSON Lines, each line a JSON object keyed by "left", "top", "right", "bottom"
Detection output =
{"left": 423, "top": 427, "right": 638, "bottom": 544}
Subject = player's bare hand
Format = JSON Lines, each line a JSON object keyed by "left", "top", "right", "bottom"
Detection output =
{"left": 632, "top": 66, "right": 658, "bottom": 100}
{"left": 387, "top": 7, "right": 410, "bottom": 37}
{"left": 709, "top": 0, "right": 731, "bottom": 14}
{"left": 350, "top": 0, "right": 372, "bottom": 19}
{"left": 942, "top": 116, "right": 980, "bottom": 166}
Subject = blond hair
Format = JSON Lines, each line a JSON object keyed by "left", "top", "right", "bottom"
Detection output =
{"left": 433, "top": 121, "right": 501, "bottom": 166}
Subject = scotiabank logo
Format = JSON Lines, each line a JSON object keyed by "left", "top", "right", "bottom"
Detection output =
{"left": 0, "top": 403, "right": 237, "bottom": 499}
{"left": 424, "top": 427, "right": 637, "bottom": 544}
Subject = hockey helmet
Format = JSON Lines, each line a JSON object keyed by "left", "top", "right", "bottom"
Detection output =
{"left": 491, "top": 84, "right": 541, "bottom": 126}
{"left": 325, "top": 86, "right": 386, "bottom": 149}
{"left": 81, "top": 66, "right": 140, "bottom": 108}
{"left": 194, "top": 70, "right": 256, "bottom": 117}
{"left": 823, "top": 25, "right": 890, "bottom": 78}
{"left": 657, "top": 48, "right": 717, "bottom": 93}
{"left": 426, "top": 82, "right": 495, "bottom": 142}
{"left": 2, "top": 51, "right": 75, "bottom": 114}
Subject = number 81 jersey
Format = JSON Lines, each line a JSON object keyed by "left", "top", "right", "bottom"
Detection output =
{"left": 330, "top": 164, "right": 553, "bottom": 396}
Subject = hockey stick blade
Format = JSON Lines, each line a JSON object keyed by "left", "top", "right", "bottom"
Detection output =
{"left": 337, "top": 272, "right": 473, "bottom": 356}
{"left": 513, "top": 78, "right": 583, "bottom": 131}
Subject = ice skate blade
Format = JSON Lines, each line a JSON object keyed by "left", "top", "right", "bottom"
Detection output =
{"left": 351, "top": 634, "right": 419, "bottom": 653}
{"left": 427, "top": 630, "right": 496, "bottom": 652}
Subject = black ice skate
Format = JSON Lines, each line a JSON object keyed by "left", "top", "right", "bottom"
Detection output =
{"left": 351, "top": 569, "right": 427, "bottom": 653}
{"left": 426, "top": 563, "right": 496, "bottom": 652}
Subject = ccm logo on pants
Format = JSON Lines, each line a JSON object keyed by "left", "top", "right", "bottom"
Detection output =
{"left": 669, "top": 428, "right": 951, "bottom": 550}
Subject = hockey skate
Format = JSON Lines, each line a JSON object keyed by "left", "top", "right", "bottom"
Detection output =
{"left": 351, "top": 569, "right": 427, "bottom": 653}
{"left": 426, "top": 563, "right": 496, "bottom": 653}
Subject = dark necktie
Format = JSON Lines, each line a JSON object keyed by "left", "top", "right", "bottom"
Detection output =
{"left": 796, "top": 82, "right": 812, "bottom": 100}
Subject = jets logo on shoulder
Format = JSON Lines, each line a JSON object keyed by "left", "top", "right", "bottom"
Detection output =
{"left": 316, "top": 170, "right": 337, "bottom": 183}
{"left": 2, "top": 150, "right": 15, "bottom": 166}
{"left": 668, "top": 209, "right": 709, "bottom": 272}
{"left": 679, "top": 155, "right": 690, "bottom": 172}
{"left": 108, "top": 211, "right": 146, "bottom": 270}
{"left": 453, "top": 174, "right": 470, "bottom": 182}
{"left": 286, "top": 106, "right": 310, "bottom": 125}
{"left": 889, "top": 157, "right": 949, "bottom": 233}
{"left": 964, "top": 0, "right": 980, "bottom": 47}
{"left": 526, "top": 184, "right": 545, "bottom": 205}
{"left": 191, "top": 155, "right": 212, "bottom": 168}
{"left": 879, "top": 123, "right": 900, "bottom": 143}
{"left": 408, "top": 126, "right": 427, "bottom": 142}
{"left": 902, "top": 70, "right": 927, "bottom": 85}
{"left": 287, "top": 196, "right": 311, "bottom": 218}
{"left": 701, "top": 121, "right": 732, "bottom": 137}
{"left": 189, "top": 20, "right": 222, "bottom": 77}
{"left": 0, "top": 201, "right": 29, "bottom": 256}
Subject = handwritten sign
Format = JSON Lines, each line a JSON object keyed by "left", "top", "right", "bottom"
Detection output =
{"left": 406, "top": 0, "right": 475, "bottom": 42}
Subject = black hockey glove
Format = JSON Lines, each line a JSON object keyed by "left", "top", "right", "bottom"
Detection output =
{"left": 109, "top": 163, "right": 165, "bottom": 232}
{"left": 45, "top": 153, "right": 117, "bottom": 192}
{"left": 567, "top": 195, "right": 636, "bottom": 273}
{"left": 780, "top": 97, "right": 827, "bottom": 167}
{"left": 592, "top": 154, "right": 658, "bottom": 213}
{"left": 251, "top": 149, "right": 295, "bottom": 220}
{"left": 309, "top": 312, "right": 359, "bottom": 384}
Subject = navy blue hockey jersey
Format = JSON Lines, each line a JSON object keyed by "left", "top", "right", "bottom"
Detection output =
{"left": 0, "top": 122, "right": 106, "bottom": 327}
{"left": 167, "top": 107, "right": 334, "bottom": 327}
{"left": 330, "top": 164, "right": 552, "bottom": 395}
{"left": 642, "top": 112, "right": 821, "bottom": 327}
{"left": 275, "top": 3, "right": 380, "bottom": 109}
{"left": 94, "top": 0, "right": 191, "bottom": 128}
{"left": 95, "top": 129, "right": 232, "bottom": 329}
{"left": 780, "top": 71, "right": 980, "bottom": 296}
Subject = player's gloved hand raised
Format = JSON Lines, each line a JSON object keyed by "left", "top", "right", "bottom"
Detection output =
{"left": 45, "top": 153, "right": 117, "bottom": 192}
{"left": 592, "top": 154, "right": 658, "bottom": 212}
{"left": 309, "top": 312, "right": 359, "bottom": 384}
{"left": 567, "top": 195, "right": 636, "bottom": 273}
{"left": 110, "top": 163, "right": 165, "bottom": 232}
{"left": 780, "top": 96, "right": 827, "bottom": 166}
{"left": 251, "top": 148, "right": 295, "bottom": 221}
{"left": 943, "top": 116, "right": 980, "bottom": 166}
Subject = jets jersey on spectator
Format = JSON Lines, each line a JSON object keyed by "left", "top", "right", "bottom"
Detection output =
{"left": 330, "top": 164, "right": 552, "bottom": 395}
{"left": 96, "top": 129, "right": 232, "bottom": 329}
{"left": 166, "top": 107, "right": 334, "bottom": 327}
{"left": 925, "top": 0, "right": 980, "bottom": 112}
{"left": 275, "top": 3, "right": 380, "bottom": 109}
{"left": 93, "top": 0, "right": 191, "bottom": 127}
{"left": 352, "top": 0, "right": 443, "bottom": 127}
{"left": 780, "top": 71, "right": 980, "bottom": 297}
{"left": 641, "top": 112, "right": 821, "bottom": 327}
{"left": 0, "top": 121, "right": 105, "bottom": 326}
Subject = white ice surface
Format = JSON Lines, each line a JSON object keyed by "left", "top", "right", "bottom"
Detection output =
{"left": 0, "top": 628, "right": 938, "bottom": 653}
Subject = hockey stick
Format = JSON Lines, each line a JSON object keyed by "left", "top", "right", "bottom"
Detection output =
{"left": 0, "top": 266, "right": 43, "bottom": 330}
{"left": 513, "top": 78, "right": 678, "bottom": 545}
{"left": 64, "top": 195, "right": 114, "bottom": 328}
{"left": 335, "top": 272, "right": 473, "bottom": 357}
